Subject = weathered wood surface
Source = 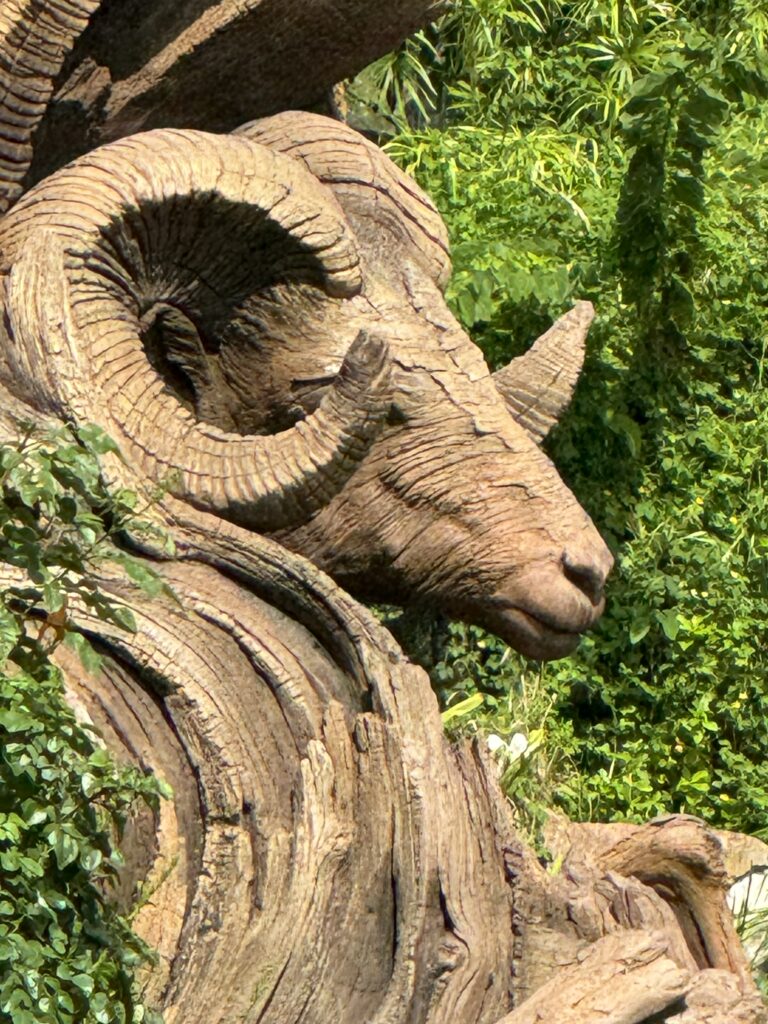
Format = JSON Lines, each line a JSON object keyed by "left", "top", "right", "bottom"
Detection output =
{"left": 0, "top": 0, "right": 445, "bottom": 206}
{"left": 499, "top": 931, "right": 691, "bottom": 1024}
{"left": 0, "top": 3, "right": 765, "bottom": 1022}
{"left": 545, "top": 815, "right": 755, "bottom": 976}
{"left": 27, "top": 549, "right": 519, "bottom": 1022}
{"left": 499, "top": 931, "right": 764, "bottom": 1024}
{"left": 11, "top": 537, "right": 760, "bottom": 1022}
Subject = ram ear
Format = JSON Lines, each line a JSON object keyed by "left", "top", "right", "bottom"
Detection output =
{"left": 492, "top": 302, "right": 594, "bottom": 443}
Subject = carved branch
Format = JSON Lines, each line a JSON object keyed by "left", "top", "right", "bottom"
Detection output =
{"left": 498, "top": 931, "right": 691, "bottom": 1024}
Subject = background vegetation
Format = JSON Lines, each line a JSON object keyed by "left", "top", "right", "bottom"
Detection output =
{"left": 353, "top": 0, "right": 768, "bottom": 839}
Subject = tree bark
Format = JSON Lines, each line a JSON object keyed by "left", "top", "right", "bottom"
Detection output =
{"left": 44, "top": 533, "right": 766, "bottom": 1022}
{"left": 0, "top": 0, "right": 445, "bottom": 197}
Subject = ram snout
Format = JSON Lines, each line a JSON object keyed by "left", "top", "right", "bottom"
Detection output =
{"left": 482, "top": 526, "right": 614, "bottom": 660}
{"left": 0, "top": 114, "right": 613, "bottom": 663}
{"left": 276, "top": 309, "right": 614, "bottom": 661}
{"left": 240, "top": 112, "right": 614, "bottom": 660}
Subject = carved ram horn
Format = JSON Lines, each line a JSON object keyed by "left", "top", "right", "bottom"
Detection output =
{"left": 493, "top": 300, "right": 594, "bottom": 442}
{"left": 0, "top": 128, "right": 393, "bottom": 530}
{"left": 241, "top": 113, "right": 592, "bottom": 450}
{"left": 237, "top": 111, "right": 453, "bottom": 291}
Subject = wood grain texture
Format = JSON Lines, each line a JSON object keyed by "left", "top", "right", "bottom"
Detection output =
{"left": 493, "top": 301, "right": 593, "bottom": 442}
{"left": 16, "top": 0, "right": 445, "bottom": 186}
{"left": 0, "top": 5, "right": 764, "bottom": 1020}
{"left": 0, "top": 0, "right": 100, "bottom": 211}
{"left": 498, "top": 931, "right": 692, "bottom": 1024}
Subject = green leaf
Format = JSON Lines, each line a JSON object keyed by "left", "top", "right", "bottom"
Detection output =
{"left": 20, "top": 800, "right": 48, "bottom": 826}
{"left": 113, "top": 554, "right": 166, "bottom": 598}
{"left": 49, "top": 829, "right": 80, "bottom": 870}
{"left": 80, "top": 848, "right": 103, "bottom": 873}
{"left": 441, "top": 693, "right": 485, "bottom": 723}
{"left": 155, "top": 778, "right": 174, "bottom": 801}
{"left": 629, "top": 618, "right": 650, "bottom": 645}
{"left": 42, "top": 581, "right": 65, "bottom": 614}
{"left": 71, "top": 973, "right": 94, "bottom": 997}
{"left": 81, "top": 772, "right": 100, "bottom": 798}
{"left": 88, "top": 748, "right": 111, "bottom": 769}
{"left": 0, "top": 709, "right": 36, "bottom": 733}
{"left": 76, "top": 424, "right": 121, "bottom": 456}
{"left": 63, "top": 632, "right": 102, "bottom": 674}
{"left": 657, "top": 609, "right": 680, "bottom": 641}
{"left": 103, "top": 604, "right": 137, "bottom": 633}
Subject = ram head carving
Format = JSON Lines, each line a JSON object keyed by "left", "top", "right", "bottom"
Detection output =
{"left": 0, "top": 112, "right": 612, "bottom": 660}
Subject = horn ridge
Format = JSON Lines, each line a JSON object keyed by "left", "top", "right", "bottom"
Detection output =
{"left": 1, "top": 128, "right": 391, "bottom": 531}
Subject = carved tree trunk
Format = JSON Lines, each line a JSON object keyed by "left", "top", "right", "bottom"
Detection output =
{"left": 0, "top": 3, "right": 764, "bottom": 1023}
{"left": 1, "top": 0, "right": 447, "bottom": 204}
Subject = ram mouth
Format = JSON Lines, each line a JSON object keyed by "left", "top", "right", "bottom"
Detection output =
{"left": 487, "top": 599, "right": 604, "bottom": 662}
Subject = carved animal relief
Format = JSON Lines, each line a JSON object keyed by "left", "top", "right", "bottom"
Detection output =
{"left": 0, "top": 2, "right": 763, "bottom": 1022}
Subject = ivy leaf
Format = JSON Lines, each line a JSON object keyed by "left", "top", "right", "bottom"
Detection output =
{"left": 49, "top": 830, "right": 79, "bottom": 871}
{"left": 0, "top": 709, "right": 36, "bottom": 733}
{"left": 81, "top": 772, "right": 100, "bottom": 798}
{"left": 657, "top": 609, "right": 680, "bottom": 641}
{"left": 80, "top": 848, "right": 103, "bottom": 873}
{"left": 70, "top": 973, "right": 94, "bottom": 997}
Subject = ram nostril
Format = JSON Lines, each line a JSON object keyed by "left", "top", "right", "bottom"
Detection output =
{"left": 561, "top": 548, "right": 607, "bottom": 605}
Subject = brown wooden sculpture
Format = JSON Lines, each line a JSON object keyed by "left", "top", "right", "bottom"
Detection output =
{"left": 0, "top": 3, "right": 764, "bottom": 1021}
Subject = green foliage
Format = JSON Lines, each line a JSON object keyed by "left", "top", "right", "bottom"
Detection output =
{"left": 355, "top": 2, "right": 768, "bottom": 837}
{"left": 0, "top": 666, "right": 164, "bottom": 1024}
{"left": 0, "top": 421, "right": 173, "bottom": 670}
{"left": 0, "top": 422, "right": 168, "bottom": 1022}
{"left": 729, "top": 870, "right": 768, "bottom": 998}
